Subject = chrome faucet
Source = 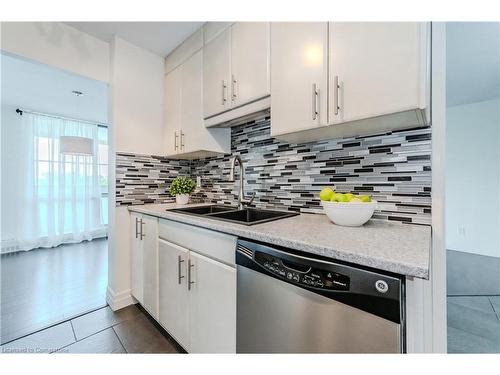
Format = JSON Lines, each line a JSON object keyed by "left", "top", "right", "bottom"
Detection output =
{"left": 228, "top": 155, "right": 255, "bottom": 210}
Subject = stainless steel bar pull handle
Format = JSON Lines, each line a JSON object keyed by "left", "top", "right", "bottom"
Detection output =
{"left": 334, "top": 76, "right": 340, "bottom": 116}
{"left": 312, "top": 83, "right": 319, "bottom": 120}
{"left": 221, "top": 80, "right": 227, "bottom": 105}
{"left": 231, "top": 75, "right": 237, "bottom": 101}
{"left": 180, "top": 131, "right": 185, "bottom": 151}
{"left": 140, "top": 219, "right": 145, "bottom": 239}
{"left": 187, "top": 259, "right": 195, "bottom": 290}
{"left": 135, "top": 218, "right": 139, "bottom": 239}
{"left": 178, "top": 256, "right": 185, "bottom": 284}
{"left": 174, "top": 131, "right": 179, "bottom": 151}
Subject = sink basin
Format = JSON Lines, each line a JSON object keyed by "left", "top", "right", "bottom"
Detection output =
{"left": 210, "top": 208, "right": 298, "bottom": 225}
{"left": 170, "top": 205, "right": 236, "bottom": 215}
{"left": 169, "top": 205, "right": 298, "bottom": 226}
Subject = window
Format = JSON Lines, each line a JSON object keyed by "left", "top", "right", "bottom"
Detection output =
{"left": 4, "top": 111, "right": 109, "bottom": 251}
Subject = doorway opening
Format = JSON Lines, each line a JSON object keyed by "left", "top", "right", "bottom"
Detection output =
{"left": 445, "top": 22, "right": 500, "bottom": 353}
{"left": 1, "top": 52, "right": 109, "bottom": 344}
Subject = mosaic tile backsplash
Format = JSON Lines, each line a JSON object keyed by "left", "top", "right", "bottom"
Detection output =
{"left": 115, "top": 153, "right": 190, "bottom": 205}
{"left": 191, "top": 117, "right": 431, "bottom": 225}
{"left": 116, "top": 116, "right": 431, "bottom": 225}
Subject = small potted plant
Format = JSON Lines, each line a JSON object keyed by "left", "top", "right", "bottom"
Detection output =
{"left": 169, "top": 176, "right": 196, "bottom": 205}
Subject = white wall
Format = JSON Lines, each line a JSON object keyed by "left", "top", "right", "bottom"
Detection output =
{"left": 110, "top": 37, "right": 165, "bottom": 155}
{"left": 1, "top": 22, "right": 109, "bottom": 83}
{"left": 107, "top": 36, "right": 165, "bottom": 310}
{"left": 446, "top": 98, "right": 500, "bottom": 258}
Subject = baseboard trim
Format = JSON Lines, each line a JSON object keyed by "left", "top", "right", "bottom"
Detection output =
{"left": 106, "top": 286, "right": 134, "bottom": 311}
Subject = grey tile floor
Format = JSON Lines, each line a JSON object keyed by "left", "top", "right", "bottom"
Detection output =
{"left": 1, "top": 304, "right": 182, "bottom": 354}
{"left": 447, "top": 296, "right": 500, "bottom": 353}
{"left": 1, "top": 238, "right": 108, "bottom": 344}
{"left": 6, "top": 294, "right": 499, "bottom": 354}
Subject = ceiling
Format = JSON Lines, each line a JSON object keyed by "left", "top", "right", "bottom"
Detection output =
{"left": 65, "top": 22, "right": 203, "bottom": 57}
{"left": 1, "top": 53, "right": 108, "bottom": 124}
{"left": 446, "top": 22, "right": 500, "bottom": 107}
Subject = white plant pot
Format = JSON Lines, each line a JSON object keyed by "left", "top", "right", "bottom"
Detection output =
{"left": 175, "top": 194, "right": 190, "bottom": 205}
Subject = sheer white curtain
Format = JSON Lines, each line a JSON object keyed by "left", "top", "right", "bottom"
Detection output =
{"left": 1, "top": 111, "right": 107, "bottom": 252}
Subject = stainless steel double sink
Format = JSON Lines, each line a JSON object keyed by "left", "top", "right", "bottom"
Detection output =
{"left": 169, "top": 205, "right": 298, "bottom": 226}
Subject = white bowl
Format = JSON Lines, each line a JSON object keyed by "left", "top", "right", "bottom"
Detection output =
{"left": 321, "top": 200, "right": 377, "bottom": 227}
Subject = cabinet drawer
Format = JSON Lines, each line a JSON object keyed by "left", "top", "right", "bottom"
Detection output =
{"left": 158, "top": 219, "right": 237, "bottom": 266}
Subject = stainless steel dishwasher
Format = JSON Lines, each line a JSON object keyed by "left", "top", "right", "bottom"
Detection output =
{"left": 236, "top": 239, "right": 405, "bottom": 353}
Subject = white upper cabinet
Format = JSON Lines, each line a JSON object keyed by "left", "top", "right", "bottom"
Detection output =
{"left": 203, "top": 22, "right": 233, "bottom": 44}
{"left": 164, "top": 49, "right": 230, "bottom": 159}
{"left": 165, "top": 28, "right": 203, "bottom": 74}
{"left": 329, "top": 22, "right": 425, "bottom": 124}
{"left": 180, "top": 50, "right": 203, "bottom": 154}
{"left": 230, "top": 22, "right": 270, "bottom": 108}
{"left": 270, "top": 22, "right": 329, "bottom": 137}
{"left": 164, "top": 66, "right": 182, "bottom": 155}
{"left": 203, "top": 28, "right": 232, "bottom": 118}
{"left": 203, "top": 22, "right": 271, "bottom": 126}
{"left": 270, "top": 22, "right": 429, "bottom": 143}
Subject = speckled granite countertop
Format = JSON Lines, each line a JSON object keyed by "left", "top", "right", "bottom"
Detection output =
{"left": 128, "top": 203, "right": 431, "bottom": 279}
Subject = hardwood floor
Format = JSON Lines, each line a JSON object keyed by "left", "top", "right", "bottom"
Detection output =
{"left": 1, "top": 239, "right": 108, "bottom": 344}
{"left": 1, "top": 305, "right": 182, "bottom": 354}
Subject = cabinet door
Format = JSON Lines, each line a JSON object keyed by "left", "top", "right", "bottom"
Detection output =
{"left": 158, "top": 239, "right": 190, "bottom": 350}
{"left": 231, "top": 22, "right": 270, "bottom": 107}
{"left": 130, "top": 213, "right": 143, "bottom": 304}
{"left": 188, "top": 252, "right": 236, "bottom": 353}
{"left": 329, "top": 22, "right": 424, "bottom": 124}
{"left": 203, "top": 27, "right": 231, "bottom": 118}
{"left": 141, "top": 215, "right": 159, "bottom": 319}
{"left": 164, "top": 67, "right": 182, "bottom": 155}
{"left": 270, "top": 22, "right": 329, "bottom": 136}
{"left": 180, "top": 50, "right": 203, "bottom": 154}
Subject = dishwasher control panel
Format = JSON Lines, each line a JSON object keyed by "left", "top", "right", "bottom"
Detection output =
{"left": 255, "top": 251, "right": 350, "bottom": 291}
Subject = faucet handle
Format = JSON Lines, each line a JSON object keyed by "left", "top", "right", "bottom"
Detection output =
{"left": 242, "top": 192, "right": 256, "bottom": 207}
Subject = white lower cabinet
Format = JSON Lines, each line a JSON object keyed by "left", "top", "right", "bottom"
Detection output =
{"left": 158, "top": 239, "right": 190, "bottom": 349}
{"left": 141, "top": 214, "right": 159, "bottom": 319}
{"left": 130, "top": 213, "right": 159, "bottom": 319}
{"left": 157, "top": 237, "right": 236, "bottom": 353}
{"left": 131, "top": 212, "right": 144, "bottom": 304}
{"left": 132, "top": 214, "right": 236, "bottom": 352}
{"left": 188, "top": 251, "right": 236, "bottom": 353}
{"left": 133, "top": 218, "right": 237, "bottom": 353}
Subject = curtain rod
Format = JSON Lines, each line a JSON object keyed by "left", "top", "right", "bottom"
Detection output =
{"left": 15, "top": 108, "right": 108, "bottom": 129}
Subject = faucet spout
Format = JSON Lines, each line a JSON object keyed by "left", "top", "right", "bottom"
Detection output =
{"left": 229, "top": 155, "right": 241, "bottom": 182}
{"left": 228, "top": 155, "right": 254, "bottom": 210}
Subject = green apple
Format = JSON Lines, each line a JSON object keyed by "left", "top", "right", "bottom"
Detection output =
{"left": 349, "top": 197, "right": 362, "bottom": 203}
{"left": 359, "top": 195, "right": 372, "bottom": 203}
{"left": 319, "top": 187, "right": 335, "bottom": 201}
{"left": 345, "top": 193, "right": 355, "bottom": 201}
{"left": 333, "top": 193, "right": 348, "bottom": 202}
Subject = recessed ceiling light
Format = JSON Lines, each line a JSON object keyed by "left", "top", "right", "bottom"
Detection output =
{"left": 72, "top": 90, "right": 84, "bottom": 96}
